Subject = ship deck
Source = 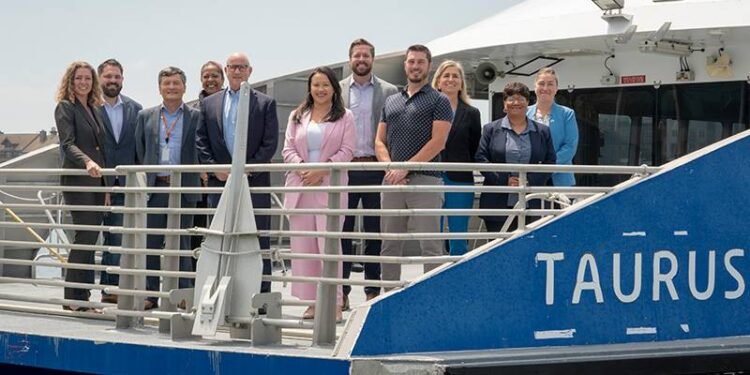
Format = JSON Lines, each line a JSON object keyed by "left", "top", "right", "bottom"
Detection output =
{"left": 0, "top": 265, "right": 422, "bottom": 373}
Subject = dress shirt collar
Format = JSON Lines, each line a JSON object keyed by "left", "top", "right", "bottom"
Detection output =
{"left": 501, "top": 116, "right": 538, "bottom": 134}
{"left": 349, "top": 75, "right": 374, "bottom": 88}
{"left": 104, "top": 95, "right": 124, "bottom": 109}
{"left": 160, "top": 103, "right": 184, "bottom": 115}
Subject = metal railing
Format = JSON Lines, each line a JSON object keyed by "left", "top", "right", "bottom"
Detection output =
{"left": 0, "top": 161, "right": 659, "bottom": 346}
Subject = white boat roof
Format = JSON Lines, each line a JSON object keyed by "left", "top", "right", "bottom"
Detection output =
{"left": 428, "top": 0, "right": 750, "bottom": 59}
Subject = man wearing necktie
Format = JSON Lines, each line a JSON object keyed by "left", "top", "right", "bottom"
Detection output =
{"left": 196, "top": 52, "right": 279, "bottom": 297}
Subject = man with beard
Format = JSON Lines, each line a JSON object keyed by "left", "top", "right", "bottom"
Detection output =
{"left": 339, "top": 39, "right": 398, "bottom": 306}
{"left": 374, "top": 44, "right": 453, "bottom": 286}
{"left": 196, "top": 52, "right": 278, "bottom": 299}
{"left": 97, "top": 58, "right": 143, "bottom": 303}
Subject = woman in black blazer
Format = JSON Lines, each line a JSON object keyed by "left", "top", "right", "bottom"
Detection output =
{"left": 475, "top": 82, "right": 556, "bottom": 233}
{"left": 431, "top": 60, "right": 482, "bottom": 255}
{"left": 54, "top": 61, "right": 107, "bottom": 311}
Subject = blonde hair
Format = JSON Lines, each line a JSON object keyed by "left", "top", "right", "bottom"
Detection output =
{"left": 55, "top": 61, "right": 103, "bottom": 106}
{"left": 535, "top": 67, "right": 559, "bottom": 86}
{"left": 431, "top": 60, "right": 471, "bottom": 105}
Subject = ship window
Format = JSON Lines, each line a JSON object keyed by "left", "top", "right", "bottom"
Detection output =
{"left": 659, "top": 81, "right": 747, "bottom": 162}
{"left": 597, "top": 114, "right": 632, "bottom": 165}
{"left": 686, "top": 121, "right": 723, "bottom": 153}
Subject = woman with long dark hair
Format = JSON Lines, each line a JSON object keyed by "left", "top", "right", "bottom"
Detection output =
{"left": 54, "top": 61, "right": 107, "bottom": 312}
{"left": 282, "top": 67, "right": 355, "bottom": 321}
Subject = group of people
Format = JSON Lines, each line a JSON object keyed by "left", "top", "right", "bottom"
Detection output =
{"left": 54, "top": 38, "right": 578, "bottom": 319}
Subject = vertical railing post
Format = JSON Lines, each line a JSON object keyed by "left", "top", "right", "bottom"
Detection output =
{"left": 159, "top": 171, "right": 182, "bottom": 332}
{"left": 518, "top": 170, "right": 527, "bottom": 231}
{"left": 116, "top": 171, "right": 147, "bottom": 329}
{"left": 0, "top": 174, "right": 5, "bottom": 276}
{"left": 312, "top": 167, "right": 340, "bottom": 346}
{"left": 0, "top": 175, "right": 6, "bottom": 277}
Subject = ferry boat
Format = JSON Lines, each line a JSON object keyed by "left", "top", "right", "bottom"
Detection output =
{"left": 1, "top": 0, "right": 749, "bottom": 373}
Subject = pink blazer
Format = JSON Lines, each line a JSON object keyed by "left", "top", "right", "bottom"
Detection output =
{"left": 282, "top": 109, "right": 356, "bottom": 209}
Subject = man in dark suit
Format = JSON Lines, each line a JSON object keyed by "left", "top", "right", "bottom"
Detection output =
{"left": 96, "top": 59, "right": 143, "bottom": 303}
{"left": 135, "top": 66, "right": 202, "bottom": 309}
{"left": 339, "top": 39, "right": 399, "bottom": 304}
{"left": 196, "top": 52, "right": 278, "bottom": 295}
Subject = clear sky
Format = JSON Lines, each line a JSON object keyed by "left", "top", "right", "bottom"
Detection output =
{"left": 0, "top": 0, "right": 519, "bottom": 134}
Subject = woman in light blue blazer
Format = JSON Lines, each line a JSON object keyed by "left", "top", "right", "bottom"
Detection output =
{"left": 526, "top": 68, "right": 579, "bottom": 186}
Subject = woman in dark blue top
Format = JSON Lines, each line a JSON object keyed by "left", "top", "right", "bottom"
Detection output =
{"left": 475, "top": 82, "right": 556, "bottom": 233}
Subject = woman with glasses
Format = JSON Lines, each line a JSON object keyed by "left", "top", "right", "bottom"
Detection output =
{"left": 475, "top": 82, "right": 556, "bottom": 233}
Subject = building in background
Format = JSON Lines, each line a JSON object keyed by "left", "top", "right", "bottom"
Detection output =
{"left": 0, "top": 128, "right": 58, "bottom": 163}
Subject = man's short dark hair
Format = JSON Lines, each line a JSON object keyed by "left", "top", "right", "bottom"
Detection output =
{"left": 406, "top": 44, "right": 432, "bottom": 63}
{"left": 98, "top": 58, "right": 123, "bottom": 76}
{"left": 158, "top": 66, "right": 186, "bottom": 85}
{"left": 349, "top": 38, "right": 375, "bottom": 57}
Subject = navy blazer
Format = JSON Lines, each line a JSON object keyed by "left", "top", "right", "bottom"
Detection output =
{"left": 98, "top": 95, "right": 142, "bottom": 186}
{"left": 196, "top": 87, "right": 279, "bottom": 187}
{"left": 134, "top": 103, "right": 202, "bottom": 202}
{"left": 475, "top": 117, "right": 556, "bottom": 220}
{"left": 442, "top": 101, "right": 482, "bottom": 183}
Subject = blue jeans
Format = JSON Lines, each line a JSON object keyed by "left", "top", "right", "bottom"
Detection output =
{"left": 100, "top": 193, "right": 124, "bottom": 290}
{"left": 441, "top": 175, "right": 474, "bottom": 256}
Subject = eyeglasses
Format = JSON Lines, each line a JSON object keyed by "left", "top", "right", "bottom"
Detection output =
{"left": 505, "top": 95, "right": 528, "bottom": 103}
{"left": 227, "top": 64, "right": 249, "bottom": 71}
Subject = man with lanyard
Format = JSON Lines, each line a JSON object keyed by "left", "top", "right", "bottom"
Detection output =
{"left": 96, "top": 58, "right": 142, "bottom": 304}
{"left": 375, "top": 44, "right": 452, "bottom": 286}
{"left": 196, "top": 52, "right": 279, "bottom": 299}
{"left": 339, "top": 38, "right": 398, "bottom": 305}
{"left": 135, "top": 66, "right": 202, "bottom": 310}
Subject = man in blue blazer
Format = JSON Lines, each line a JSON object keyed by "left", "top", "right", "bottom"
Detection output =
{"left": 196, "top": 52, "right": 279, "bottom": 295}
{"left": 97, "top": 59, "right": 143, "bottom": 303}
{"left": 135, "top": 66, "right": 202, "bottom": 309}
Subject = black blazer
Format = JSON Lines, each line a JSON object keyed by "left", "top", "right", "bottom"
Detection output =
{"left": 98, "top": 95, "right": 142, "bottom": 186}
{"left": 55, "top": 99, "right": 106, "bottom": 196}
{"left": 134, "top": 103, "right": 202, "bottom": 202}
{"left": 196, "top": 88, "right": 279, "bottom": 187}
{"left": 442, "top": 101, "right": 482, "bottom": 182}
{"left": 475, "top": 117, "right": 556, "bottom": 220}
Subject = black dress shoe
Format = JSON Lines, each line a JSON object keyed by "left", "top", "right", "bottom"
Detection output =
{"left": 351, "top": 263, "right": 364, "bottom": 273}
{"left": 341, "top": 295, "right": 350, "bottom": 311}
{"left": 144, "top": 300, "right": 158, "bottom": 310}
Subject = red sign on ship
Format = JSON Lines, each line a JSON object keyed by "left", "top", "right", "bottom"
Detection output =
{"left": 621, "top": 75, "right": 646, "bottom": 84}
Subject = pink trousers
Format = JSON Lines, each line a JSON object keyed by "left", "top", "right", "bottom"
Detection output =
{"left": 288, "top": 193, "right": 343, "bottom": 305}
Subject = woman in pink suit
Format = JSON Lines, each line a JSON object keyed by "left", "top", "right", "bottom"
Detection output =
{"left": 282, "top": 66, "right": 356, "bottom": 321}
